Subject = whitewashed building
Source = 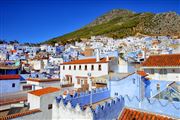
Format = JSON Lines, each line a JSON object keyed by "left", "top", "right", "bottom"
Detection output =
{"left": 116, "top": 57, "right": 135, "bottom": 73}
{"left": 60, "top": 49, "right": 117, "bottom": 89}
{"left": 0, "top": 87, "right": 60, "bottom": 120}
{"left": 27, "top": 78, "right": 60, "bottom": 90}
{"left": 141, "top": 54, "right": 180, "bottom": 81}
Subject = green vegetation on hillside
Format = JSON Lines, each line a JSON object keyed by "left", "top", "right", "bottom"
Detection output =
{"left": 44, "top": 9, "right": 180, "bottom": 45}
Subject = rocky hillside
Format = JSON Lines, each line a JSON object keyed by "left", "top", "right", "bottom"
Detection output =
{"left": 45, "top": 9, "right": 180, "bottom": 44}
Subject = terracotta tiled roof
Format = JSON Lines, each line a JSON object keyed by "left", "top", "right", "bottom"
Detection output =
{"left": 0, "top": 97, "right": 27, "bottom": 106}
{"left": 28, "top": 87, "right": 60, "bottom": 96}
{"left": 0, "top": 109, "right": 41, "bottom": 120}
{"left": 142, "top": 54, "right": 180, "bottom": 67}
{"left": 137, "top": 71, "right": 148, "bottom": 77}
{"left": 119, "top": 108, "right": 173, "bottom": 120}
{"left": 27, "top": 78, "right": 60, "bottom": 82}
{"left": 0, "top": 74, "right": 20, "bottom": 80}
{"left": 10, "top": 50, "right": 17, "bottom": 53}
{"left": 61, "top": 58, "right": 110, "bottom": 65}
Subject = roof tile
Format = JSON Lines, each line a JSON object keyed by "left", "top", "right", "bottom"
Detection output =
{"left": 142, "top": 54, "right": 180, "bottom": 67}
{"left": 61, "top": 58, "right": 110, "bottom": 65}
{"left": 0, "top": 74, "right": 20, "bottom": 80}
{"left": 119, "top": 108, "right": 174, "bottom": 120}
{"left": 28, "top": 87, "right": 60, "bottom": 96}
{"left": 0, "top": 109, "right": 41, "bottom": 120}
{"left": 27, "top": 78, "right": 60, "bottom": 82}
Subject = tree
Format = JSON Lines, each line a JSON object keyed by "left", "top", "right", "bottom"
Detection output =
{"left": 9, "top": 40, "right": 19, "bottom": 44}
{"left": 0, "top": 39, "right": 7, "bottom": 44}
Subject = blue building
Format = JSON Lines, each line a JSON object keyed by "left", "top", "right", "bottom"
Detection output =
{"left": 0, "top": 62, "right": 20, "bottom": 75}
{"left": 108, "top": 72, "right": 175, "bottom": 99}
{"left": 0, "top": 74, "right": 21, "bottom": 94}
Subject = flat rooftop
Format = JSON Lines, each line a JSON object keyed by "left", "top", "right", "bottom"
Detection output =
{"left": 93, "top": 72, "right": 134, "bottom": 81}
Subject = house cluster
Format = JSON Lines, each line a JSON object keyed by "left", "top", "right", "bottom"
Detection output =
{"left": 0, "top": 36, "right": 180, "bottom": 120}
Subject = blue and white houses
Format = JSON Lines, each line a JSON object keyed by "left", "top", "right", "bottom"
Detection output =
{"left": 0, "top": 74, "right": 21, "bottom": 94}
{"left": 0, "top": 62, "right": 20, "bottom": 75}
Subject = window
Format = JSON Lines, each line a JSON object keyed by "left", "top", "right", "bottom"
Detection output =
{"left": 85, "top": 65, "right": 87, "bottom": 70}
{"left": 77, "top": 79, "right": 80, "bottom": 84}
{"left": 63, "top": 66, "right": 65, "bottom": 70}
{"left": 157, "top": 84, "right": 160, "bottom": 91}
{"left": 79, "top": 65, "right": 81, "bottom": 70}
{"left": 48, "top": 104, "right": 52, "bottom": 110}
{"left": 159, "top": 69, "right": 167, "bottom": 74}
{"left": 91, "top": 65, "right": 94, "bottom": 71}
{"left": 69, "top": 65, "right": 71, "bottom": 70}
{"left": 74, "top": 65, "right": 76, "bottom": 70}
{"left": 133, "top": 78, "right": 135, "bottom": 84}
{"left": 151, "top": 69, "right": 154, "bottom": 74}
{"left": 115, "top": 93, "right": 118, "bottom": 96}
{"left": 98, "top": 65, "right": 102, "bottom": 71}
{"left": 12, "top": 83, "right": 15, "bottom": 87}
{"left": 159, "top": 69, "right": 163, "bottom": 74}
{"left": 81, "top": 80, "right": 83, "bottom": 85}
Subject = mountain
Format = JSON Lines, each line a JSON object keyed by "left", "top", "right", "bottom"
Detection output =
{"left": 45, "top": 9, "right": 180, "bottom": 44}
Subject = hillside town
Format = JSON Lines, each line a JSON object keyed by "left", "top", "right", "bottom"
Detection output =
{"left": 0, "top": 36, "right": 180, "bottom": 120}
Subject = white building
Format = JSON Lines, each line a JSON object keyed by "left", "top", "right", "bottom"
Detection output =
{"left": 0, "top": 87, "right": 60, "bottom": 120}
{"left": 49, "top": 56, "right": 63, "bottom": 65}
{"left": 29, "top": 58, "right": 48, "bottom": 71}
{"left": 60, "top": 49, "right": 117, "bottom": 89}
{"left": 115, "top": 57, "right": 135, "bottom": 73}
{"left": 40, "top": 44, "right": 49, "bottom": 51}
{"left": 52, "top": 101, "right": 93, "bottom": 120}
{"left": 141, "top": 54, "right": 180, "bottom": 81}
{"left": 27, "top": 78, "right": 60, "bottom": 90}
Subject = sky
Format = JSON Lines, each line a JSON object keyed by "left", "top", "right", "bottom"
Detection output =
{"left": 0, "top": 0, "right": 180, "bottom": 43}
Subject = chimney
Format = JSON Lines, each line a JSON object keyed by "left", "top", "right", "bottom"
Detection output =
{"left": 106, "top": 55, "right": 109, "bottom": 61}
{"left": 96, "top": 49, "right": 100, "bottom": 62}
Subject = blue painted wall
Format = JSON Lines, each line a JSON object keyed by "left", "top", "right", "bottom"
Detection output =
{"left": 57, "top": 87, "right": 110, "bottom": 107}
{"left": 0, "top": 69, "right": 19, "bottom": 75}
{"left": 145, "top": 80, "right": 173, "bottom": 98}
{"left": 56, "top": 88, "right": 125, "bottom": 120}
{"left": 109, "top": 73, "right": 173, "bottom": 99}
{"left": 0, "top": 79, "right": 20, "bottom": 94}
{"left": 109, "top": 73, "right": 144, "bottom": 99}
{"left": 93, "top": 96, "right": 125, "bottom": 120}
